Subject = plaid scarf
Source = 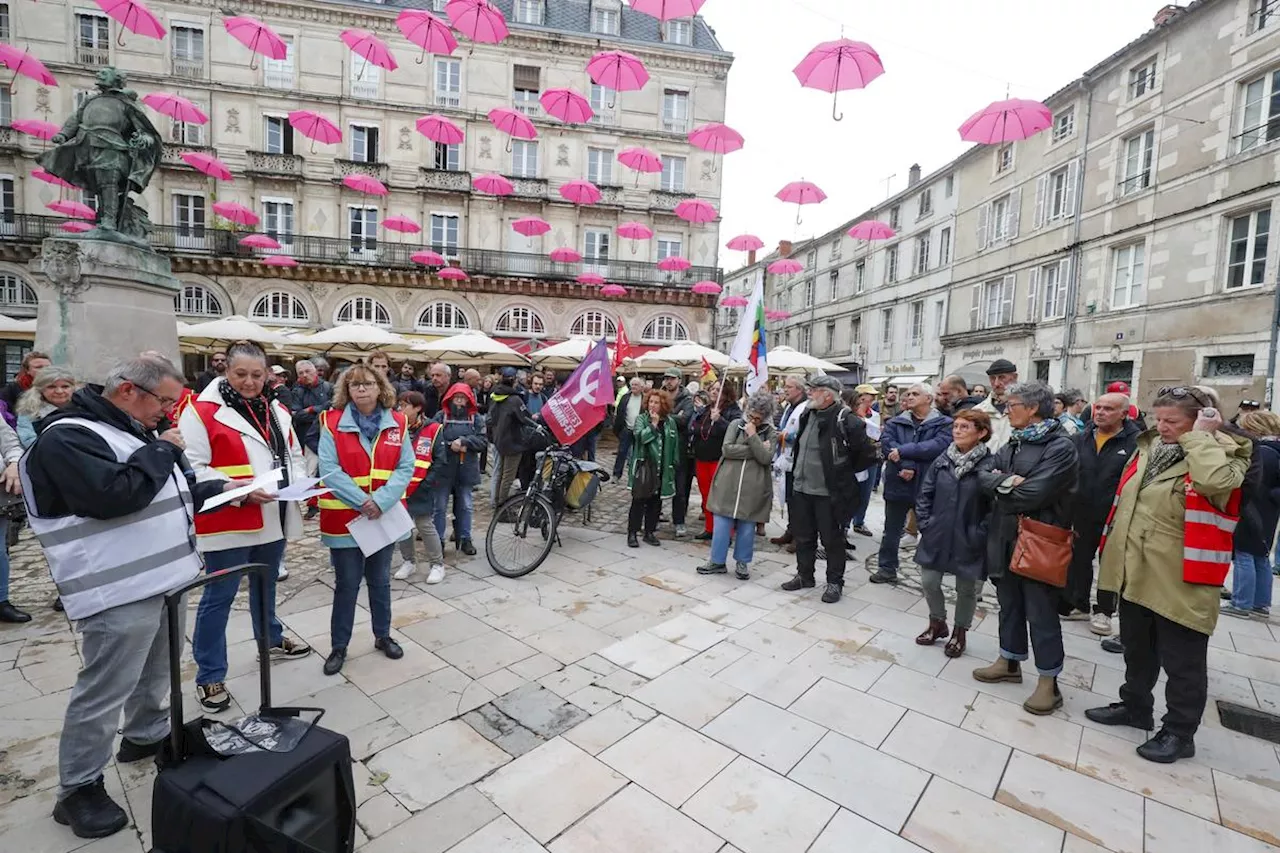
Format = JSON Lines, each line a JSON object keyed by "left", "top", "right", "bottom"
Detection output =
{"left": 945, "top": 441, "right": 989, "bottom": 479}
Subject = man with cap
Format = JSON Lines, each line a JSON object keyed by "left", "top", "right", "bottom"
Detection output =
{"left": 267, "top": 364, "right": 289, "bottom": 393}
{"left": 661, "top": 367, "right": 696, "bottom": 536}
{"left": 488, "top": 366, "right": 537, "bottom": 507}
{"left": 975, "top": 359, "right": 1018, "bottom": 452}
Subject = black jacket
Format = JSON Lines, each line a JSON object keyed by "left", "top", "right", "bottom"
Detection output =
{"left": 488, "top": 382, "right": 535, "bottom": 454}
{"left": 978, "top": 421, "right": 1079, "bottom": 581}
{"left": 947, "top": 395, "right": 985, "bottom": 414}
{"left": 689, "top": 402, "right": 741, "bottom": 463}
{"left": 1236, "top": 437, "right": 1280, "bottom": 555}
{"left": 193, "top": 370, "right": 223, "bottom": 393}
{"left": 670, "top": 387, "right": 696, "bottom": 460}
{"left": 25, "top": 387, "right": 224, "bottom": 520}
{"left": 1071, "top": 419, "right": 1141, "bottom": 524}
{"left": 915, "top": 448, "right": 998, "bottom": 580}
{"left": 285, "top": 379, "right": 333, "bottom": 453}
{"left": 393, "top": 376, "right": 427, "bottom": 400}
{"left": 793, "top": 403, "right": 869, "bottom": 526}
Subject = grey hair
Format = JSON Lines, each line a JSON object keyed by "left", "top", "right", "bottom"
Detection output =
{"left": 104, "top": 356, "right": 184, "bottom": 396}
{"left": 942, "top": 374, "right": 969, "bottom": 393}
{"left": 909, "top": 382, "right": 934, "bottom": 399}
{"left": 1005, "top": 381, "right": 1056, "bottom": 419}
{"left": 227, "top": 340, "right": 267, "bottom": 365}
{"left": 745, "top": 389, "right": 776, "bottom": 421}
{"left": 310, "top": 356, "right": 330, "bottom": 375}
{"left": 1193, "top": 385, "right": 1222, "bottom": 408}
{"left": 18, "top": 366, "right": 77, "bottom": 416}
{"left": 295, "top": 359, "right": 315, "bottom": 371}
{"left": 783, "top": 375, "right": 806, "bottom": 390}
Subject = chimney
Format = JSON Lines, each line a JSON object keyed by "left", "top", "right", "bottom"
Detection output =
{"left": 1153, "top": 4, "right": 1184, "bottom": 26}
{"left": 908, "top": 164, "right": 921, "bottom": 187}
{"left": 777, "top": 239, "right": 793, "bottom": 258}
{"left": 747, "top": 249, "right": 757, "bottom": 266}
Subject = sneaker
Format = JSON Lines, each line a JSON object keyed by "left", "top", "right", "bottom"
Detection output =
{"left": 1090, "top": 612, "right": 1113, "bottom": 636}
{"left": 394, "top": 560, "right": 416, "bottom": 581}
{"left": 116, "top": 736, "right": 164, "bottom": 764}
{"left": 1253, "top": 607, "right": 1272, "bottom": 620}
{"left": 697, "top": 562, "right": 728, "bottom": 575}
{"left": 196, "top": 682, "right": 231, "bottom": 712}
{"left": 900, "top": 534, "right": 919, "bottom": 550}
{"left": 459, "top": 539, "right": 477, "bottom": 556}
{"left": 53, "top": 777, "right": 128, "bottom": 839}
{"left": 1062, "top": 609, "right": 1090, "bottom": 621}
{"left": 1222, "top": 604, "right": 1254, "bottom": 619}
{"left": 821, "top": 583, "right": 842, "bottom": 604}
{"left": 674, "top": 524, "right": 688, "bottom": 538}
{"left": 780, "top": 574, "right": 816, "bottom": 592}
{"left": 694, "top": 531, "right": 713, "bottom": 541}
{"left": 853, "top": 524, "right": 874, "bottom": 537}
{"left": 735, "top": 561, "right": 750, "bottom": 580}
{"left": 426, "top": 563, "right": 446, "bottom": 585}
{"left": 277, "top": 566, "right": 289, "bottom": 582}
{"left": 270, "top": 636, "right": 312, "bottom": 661}
{"left": 869, "top": 570, "right": 898, "bottom": 585}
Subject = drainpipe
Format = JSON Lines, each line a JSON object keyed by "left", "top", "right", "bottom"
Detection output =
{"left": 1060, "top": 80, "right": 1092, "bottom": 391}
{"left": 1267, "top": 268, "right": 1280, "bottom": 407}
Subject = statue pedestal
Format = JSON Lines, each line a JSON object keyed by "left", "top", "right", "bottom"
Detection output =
{"left": 32, "top": 238, "right": 181, "bottom": 384}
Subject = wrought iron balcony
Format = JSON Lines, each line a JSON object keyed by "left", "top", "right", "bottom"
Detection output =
{"left": 77, "top": 46, "right": 109, "bottom": 66}
{"left": 419, "top": 168, "right": 472, "bottom": 192}
{"left": 245, "top": 150, "right": 304, "bottom": 177}
{"left": 334, "top": 159, "right": 389, "bottom": 182}
{"left": 650, "top": 189, "right": 695, "bottom": 211}
{"left": 159, "top": 143, "right": 214, "bottom": 168}
{"left": 171, "top": 58, "right": 204, "bottom": 80}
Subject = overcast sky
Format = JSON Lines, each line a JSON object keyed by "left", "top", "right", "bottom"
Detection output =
{"left": 704, "top": 0, "right": 1170, "bottom": 266}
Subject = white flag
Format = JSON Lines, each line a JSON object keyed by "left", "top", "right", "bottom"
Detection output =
{"left": 728, "top": 269, "right": 768, "bottom": 394}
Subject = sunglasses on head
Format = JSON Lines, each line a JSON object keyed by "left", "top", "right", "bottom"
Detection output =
{"left": 1157, "top": 386, "right": 1212, "bottom": 408}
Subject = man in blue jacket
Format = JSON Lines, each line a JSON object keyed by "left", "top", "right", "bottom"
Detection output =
{"left": 873, "top": 382, "right": 953, "bottom": 584}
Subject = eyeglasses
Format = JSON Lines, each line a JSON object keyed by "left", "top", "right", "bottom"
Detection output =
{"left": 349, "top": 381, "right": 375, "bottom": 390}
{"left": 131, "top": 382, "right": 177, "bottom": 409}
{"left": 1157, "top": 386, "right": 1212, "bottom": 408}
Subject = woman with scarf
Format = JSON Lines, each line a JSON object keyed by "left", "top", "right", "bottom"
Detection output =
{"left": 425, "top": 382, "right": 487, "bottom": 556}
{"left": 971, "top": 382, "right": 1079, "bottom": 716}
{"left": 1087, "top": 387, "right": 1249, "bottom": 764}
{"left": 16, "top": 366, "right": 77, "bottom": 449}
{"left": 914, "top": 409, "right": 996, "bottom": 658}
{"left": 689, "top": 380, "right": 741, "bottom": 541}
{"left": 318, "top": 364, "right": 417, "bottom": 676}
{"left": 628, "top": 390, "right": 680, "bottom": 548}
{"left": 698, "top": 390, "right": 776, "bottom": 579}
{"left": 181, "top": 340, "right": 311, "bottom": 712}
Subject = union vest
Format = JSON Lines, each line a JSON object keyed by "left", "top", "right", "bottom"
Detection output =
{"left": 319, "top": 409, "right": 408, "bottom": 537}
{"left": 406, "top": 421, "right": 440, "bottom": 498}
{"left": 19, "top": 417, "right": 202, "bottom": 620}
{"left": 191, "top": 400, "right": 266, "bottom": 537}
{"left": 1099, "top": 455, "right": 1242, "bottom": 586}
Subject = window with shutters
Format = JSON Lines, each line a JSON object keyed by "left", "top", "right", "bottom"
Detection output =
{"left": 880, "top": 308, "right": 894, "bottom": 350}
{"left": 350, "top": 58, "right": 380, "bottom": 99}
{"left": 587, "top": 147, "right": 614, "bottom": 185}
{"left": 854, "top": 260, "right": 866, "bottom": 294}
{"left": 1051, "top": 107, "right": 1075, "bottom": 143}
{"left": 889, "top": 206, "right": 901, "bottom": 229}
{"left": 917, "top": 189, "right": 933, "bottom": 220}
{"left": 571, "top": 311, "right": 616, "bottom": 338}
{"left": 1120, "top": 129, "right": 1155, "bottom": 196}
{"left": 350, "top": 125, "right": 380, "bottom": 163}
{"left": 825, "top": 322, "right": 836, "bottom": 353}
{"left": 981, "top": 190, "right": 1020, "bottom": 248}
{"left": 434, "top": 58, "right": 461, "bottom": 107}
{"left": 938, "top": 227, "right": 952, "bottom": 265}
{"left": 1238, "top": 70, "right": 1280, "bottom": 153}
{"left": 805, "top": 250, "right": 816, "bottom": 270}
{"left": 1111, "top": 243, "right": 1146, "bottom": 309}
{"left": 336, "top": 296, "right": 391, "bottom": 327}
{"left": 660, "top": 155, "right": 686, "bottom": 192}
{"left": 511, "top": 140, "right": 538, "bottom": 178}
{"left": 430, "top": 213, "right": 460, "bottom": 256}
{"left": 1029, "top": 259, "right": 1069, "bottom": 321}
{"left": 263, "top": 36, "right": 294, "bottom": 89}
{"left": 252, "top": 291, "right": 308, "bottom": 323}
{"left": 803, "top": 279, "right": 814, "bottom": 308}
{"left": 913, "top": 234, "right": 930, "bottom": 276}
{"left": 348, "top": 206, "right": 379, "bottom": 259}
{"left": 642, "top": 315, "right": 688, "bottom": 342}
{"left": 264, "top": 116, "right": 293, "bottom": 155}
{"left": 417, "top": 301, "right": 469, "bottom": 332}
{"left": 970, "top": 276, "right": 1015, "bottom": 330}
{"left": 829, "top": 240, "right": 842, "bottom": 261}
{"left": 1048, "top": 164, "right": 1073, "bottom": 222}
{"left": 850, "top": 316, "right": 862, "bottom": 347}
{"left": 828, "top": 270, "right": 839, "bottom": 302}
{"left": 662, "top": 90, "right": 689, "bottom": 133}
{"left": 991, "top": 195, "right": 1011, "bottom": 241}
{"left": 513, "top": 64, "right": 541, "bottom": 116}
{"left": 995, "top": 143, "right": 1014, "bottom": 174}
{"left": 1226, "top": 208, "right": 1271, "bottom": 289}
{"left": 496, "top": 307, "right": 546, "bottom": 335}
{"left": 174, "top": 285, "right": 221, "bottom": 317}
{"left": 909, "top": 301, "right": 924, "bottom": 347}
{"left": 933, "top": 300, "right": 946, "bottom": 338}
{"left": 434, "top": 142, "right": 461, "bottom": 171}
{"left": 885, "top": 244, "right": 899, "bottom": 283}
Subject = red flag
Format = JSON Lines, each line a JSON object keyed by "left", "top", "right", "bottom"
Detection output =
{"left": 613, "top": 317, "right": 633, "bottom": 370}
{"left": 543, "top": 338, "right": 614, "bottom": 445}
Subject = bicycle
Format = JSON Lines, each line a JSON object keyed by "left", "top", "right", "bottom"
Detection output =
{"left": 485, "top": 440, "right": 610, "bottom": 578}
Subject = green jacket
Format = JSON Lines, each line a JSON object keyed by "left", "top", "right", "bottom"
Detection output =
{"left": 630, "top": 412, "right": 679, "bottom": 498}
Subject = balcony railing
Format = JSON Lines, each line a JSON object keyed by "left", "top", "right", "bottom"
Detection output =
{"left": 510, "top": 177, "right": 547, "bottom": 198}
{"left": 0, "top": 126, "right": 16, "bottom": 150}
{"left": 171, "top": 57, "right": 204, "bottom": 79}
{"left": 334, "top": 159, "right": 388, "bottom": 182}
{"left": 650, "top": 190, "right": 695, "bottom": 211}
{"left": 159, "top": 143, "right": 213, "bottom": 167}
{"left": 77, "top": 46, "right": 110, "bottom": 66}
{"left": 419, "top": 168, "right": 471, "bottom": 192}
{"left": 2, "top": 214, "right": 723, "bottom": 288}
{"left": 245, "top": 150, "right": 303, "bottom": 177}
{"left": 598, "top": 185, "right": 624, "bottom": 206}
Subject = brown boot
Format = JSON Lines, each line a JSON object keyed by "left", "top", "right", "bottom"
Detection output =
{"left": 972, "top": 657, "right": 1022, "bottom": 684}
{"left": 944, "top": 627, "right": 967, "bottom": 658}
{"left": 1023, "top": 676, "right": 1063, "bottom": 715}
{"left": 770, "top": 530, "right": 794, "bottom": 546}
{"left": 915, "top": 618, "right": 950, "bottom": 646}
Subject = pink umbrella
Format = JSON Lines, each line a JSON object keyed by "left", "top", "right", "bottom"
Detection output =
{"left": 180, "top": 151, "right": 234, "bottom": 181}
{"left": 488, "top": 108, "right": 537, "bottom": 151}
{"left": 223, "top": 15, "right": 289, "bottom": 69}
{"left": 341, "top": 29, "right": 398, "bottom": 74}
{"left": 618, "top": 222, "right": 653, "bottom": 255}
{"left": 629, "top": 0, "right": 706, "bottom": 21}
{"left": 416, "top": 114, "right": 464, "bottom": 145}
{"left": 212, "top": 201, "right": 259, "bottom": 227}
{"left": 601, "top": 284, "right": 628, "bottom": 297}
{"left": 473, "top": 174, "right": 514, "bottom": 196}
{"left": 550, "top": 248, "right": 582, "bottom": 263}
{"left": 688, "top": 122, "right": 744, "bottom": 175}
{"left": 94, "top": 0, "right": 166, "bottom": 42}
{"left": 439, "top": 267, "right": 470, "bottom": 281}
{"left": 794, "top": 39, "right": 884, "bottom": 121}
{"left": 720, "top": 295, "right": 749, "bottom": 308}
{"left": 342, "top": 174, "right": 388, "bottom": 196}
{"left": 848, "top": 220, "right": 895, "bottom": 241}
{"left": 674, "top": 199, "right": 718, "bottom": 225}
{"left": 726, "top": 234, "right": 764, "bottom": 252}
{"left": 768, "top": 259, "right": 803, "bottom": 276}
{"left": 445, "top": 0, "right": 509, "bottom": 45}
{"left": 383, "top": 215, "right": 421, "bottom": 234}
{"left": 540, "top": 88, "right": 593, "bottom": 125}
{"left": 47, "top": 200, "right": 95, "bottom": 220}
{"left": 959, "top": 98, "right": 1053, "bottom": 144}
{"left": 32, "top": 168, "right": 78, "bottom": 190}
{"left": 396, "top": 10, "right": 458, "bottom": 63}
{"left": 577, "top": 273, "right": 605, "bottom": 285}
{"left": 262, "top": 256, "right": 298, "bottom": 267}
{"left": 289, "top": 110, "right": 342, "bottom": 147}
{"left": 240, "top": 233, "right": 281, "bottom": 250}
{"left": 141, "top": 93, "right": 208, "bottom": 125}
{"left": 0, "top": 45, "right": 58, "bottom": 87}
{"left": 559, "top": 180, "right": 601, "bottom": 205}
{"left": 776, "top": 180, "right": 827, "bottom": 225}
{"left": 692, "top": 281, "right": 722, "bottom": 295}
{"left": 766, "top": 310, "right": 792, "bottom": 321}
{"left": 586, "top": 51, "right": 649, "bottom": 106}
{"left": 12, "top": 119, "right": 60, "bottom": 141}
{"left": 658, "top": 256, "right": 691, "bottom": 272}
{"left": 618, "top": 146, "right": 662, "bottom": 187}
{"left": 512, "top": 217, "right": 552, "bottom": 238}
{"left": 61, "top": 221, "right": 94, "bottom": 234}
{"left": 412, "top": 250, "right": 446, "bottom": 266}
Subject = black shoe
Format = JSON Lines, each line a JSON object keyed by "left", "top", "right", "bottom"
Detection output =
{"left": 0, "top": 600, "right": 31, "bottom": 623}
{"left": 52, "top": 778, "right": 128, "bottom": 839}
{"left": 695, "top": 531, "right": 714, "bottom": 541}
{"left": 853, "top": 524, "right": 874, "bottom": 537}
{"left": 1220, "top": 589, "right": 1232, "bottom": 601}
{"left": 643, "top": 533, "right": 661, "bottom": 546}
{"left": 697, "top": 562, "right": 727, "bottom": 575}
{"left": 1136, "top": 729, "right": 1196, "bottom": 764}
{"left": 780, "top": 575, "right": 816, "bottom": 592}
{"left": 323, "top": 647, "right": 347, "bottom": 676}
{"left": 1084, "top": 702, "right": 1154, "bottom": 731}
{"left": 460, "top": 539, "right": 477, "bottom": 556}
{"left": 305, "top": 505, "right": 319, "bottom": 521}
{"left": 821, "top": 583, "right": 842, "bottom": 604}
{"left": 53, "top": 596, "right": 64, "bottom": 612}
{"left": 869, "top": 571, "right": 898, "bottom": 585}
{"left": 844, "top": 539, "right": 857, "bottom": 551}
{"left": 627, "top": 534, "right": 639, "bottom": 548}
{"left": 116, "top": 736, "right": 165, "bottom": 763}
{"left": 375, "top": 637, "right": 404, "bottom": 660}
{"left": 1101, "top": 637, "right": 1125, "bottom": 654}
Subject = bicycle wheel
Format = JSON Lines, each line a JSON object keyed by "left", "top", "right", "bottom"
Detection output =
{"left": 486, "top": 493, "right": 558, "bottom": 578}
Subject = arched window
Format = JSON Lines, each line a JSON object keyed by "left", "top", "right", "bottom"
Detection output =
{"left": 494, "top": 306, "right": 545, "bottom": 336}
{"left": 173, "top": 284, "right": 222, "bottom": 317}
{"left": 641, "top": 314, "right": 688, "bottom": 343}
{"left": 417, "top": 301, "right": 470, "bottom": 333}
{"left": 0, "top": 275, "right": 37, "bottom": 312}
{"left": 335, "top": 296, "right": 391, "bottom": 327}
{"left": 251, "top": 290, "right": 309, "bottom": 323}
{"left": 570, "top": 311, "right": 617, "bottom": 339}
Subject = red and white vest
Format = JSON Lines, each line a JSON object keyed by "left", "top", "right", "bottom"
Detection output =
{"left": 191, "top": 400, "right": 278, "bottom": 537}
{"left": 318, "top": 409, "right": 408, "bottom": 537}
{"left": 406, "top": 421, "right": 440, "bottom": 498}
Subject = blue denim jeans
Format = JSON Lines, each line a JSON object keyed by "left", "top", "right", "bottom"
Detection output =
{"left": 432, "top": 483, "right": 475, "bottom": 543}
{"left": 192, "top": 540, "right": 286, "bottom": 686}
{"left": 613, "top": 430, "right": 633, "bottom": 478}
{"left": 329, "top": 545, "right": 394, "bottom": 650}
{"left": 0, "top": 518, "right": 10, "bottom": 602}
{"left": 1232, "top": 551, "right": 1274, "bottom": 612}
{"left": 876, "top": 500, "right": 911, "bottom": 574}
{"left": 710, "top": 515, "right": 755, "bottom": 566}
{"left": 851, "top": 476, "right": 874, "bottom": 527}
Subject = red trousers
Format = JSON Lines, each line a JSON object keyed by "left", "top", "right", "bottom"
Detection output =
{"left": 695, "top": 460, "right": 719, "bottom": 533}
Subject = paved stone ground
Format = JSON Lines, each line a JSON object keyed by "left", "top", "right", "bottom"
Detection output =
{"left": 6, "top": 439, "right": 1280, "bottom": 852}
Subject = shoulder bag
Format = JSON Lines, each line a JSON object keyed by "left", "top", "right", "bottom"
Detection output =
{"left": 1009, "top": 516, "right": 1075, "bottom": 587}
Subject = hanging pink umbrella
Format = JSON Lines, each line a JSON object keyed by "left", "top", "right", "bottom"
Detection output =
{"left": 550, "top": 248, "right": 582, "bottom": 263}
{"left": 439, "top": 266, "right": 470, "bottom": 281}
{"left": 180, "top": 152, "right": 233, "bottom": 181}
{"left": 587, "top": 51, "right": 649, "bottom": 107}
{"left": 488, "top": 108, "right": 537, "bottom": 143}
{"left": 726, "top": 234, "right": 764, "bottom": 252}
{"left": 212, "top": 201, "right": 259, "bottom": 227}
{"left": 416, "top": 114, "right": 464, "bottom": 145}
{"left": 512, "top": 217, "right": 552, "bottom": 238}
{"left": 445, "top": 0, "right": 509, "bottom": 45}
{"left": 342, "top": 174, "right": 388, "bottom": 196}
{"left": 412, "top": 250, "right": 446, "bottom": 266}
{"left": 959, "top": 98, "right": 1053, "bottom": 144}
{"left": 383, "top": 215, "right": 421, "bottom": 234}
{"left": 240, "top": 233, "right": 281, "bottom": 250}
{"left": 341, "top": 29, "right": 398, "bottom": 73}
{"left": 629, "top": 0, "right": 706, "bottom": 21}
{"left": 141, "top": 93, "right": 208, "bottom": 125}
{"left": 617, "top": 222, "right": 654, "bottom": 240}
{"left": 223, "top": 15, "right": 289, "bottom": 69}
{"left": 262, "top": 255, "right": 298, "bottom": 267}
{"left": 47, "top": 200, "right": 95, "bottom": 220}
{"left": 0, "top": 45, "right": 58, "bottom": 86}
{"left": 692, "top": 281, "right": 722, "bottom": 295}
{"left": 720, "top": 295, "right": 749, "bottom": 308}
{"left": 577, "top": 273, "right": 605, "bottom": 285}
{"left": 61, "top": 221, "right": 94, "bottom": 234}
{"left": 288, "top": 110, "right": 342, "bottom": 147}
{"left": 674, "top": 199, "right": 718, "bottom": 224}
{"left": 396, "top": 10, "right": 458, "bottom": 62}
{"left": 601, "top": 284, "right": 628, "bottom": 297}
{"left": 776, "top": 180, "right": 827, "bottom": 225}
{"left": 794, "top": 39, "right": 884, "bottom": 121}
{"left": 658, "top": 256, "right": 691, "bottom": 272}
{"left": 848, "top": 220, "right": 896, "bottom": 241}
{"left": 94, "top": 0, "right": 166, "bottom": 41}
{"left": 688, "top": 122, "right": 744, "bottom": 157}
{"left": 618, "top": 147, "right": 662, "bottom": 174}
{"left": 766, "top": 309, "right": 792, "bottom": 321}
{"left": 540, "top": 88, "right": 593, "bottom": 125}
{"left": 12, "top": 119, "right": 60, "bottom": 141}
{"left": 473, "top": 174, "right": 514, "bottom": 196}
{"left": 32, "top": 168, "right": 78, "bottom": 190}
{"left": 559, "top": 180, "right": 602, "bottom": 205}
{"left": 768, "top": 259, "right": 803, "bottom": 275}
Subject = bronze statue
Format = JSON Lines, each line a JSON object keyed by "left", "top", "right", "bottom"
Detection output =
{"left": 38, "top": 67, "right": 162, "bottom": 247}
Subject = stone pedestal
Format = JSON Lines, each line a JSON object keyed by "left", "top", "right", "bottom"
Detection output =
{"left": 32, "top": 238, "right": 181, "bottom": 384}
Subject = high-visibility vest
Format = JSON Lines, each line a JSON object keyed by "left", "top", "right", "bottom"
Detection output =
{"left": 406, "top": 421, "right": 440, "bottom": 498}
{"left": 190, "top": 400, "right": 267, "bottom": 537}
{"left": 319, "top": 408, "right": 408, "bottom": 537}
{"left": 19, "top": 417, "right": 202, "bottom": 620}
{"left": 1099, "top": 455, "right": 1242, "bottom": 586}
{"left": 169, "top": 387, "right": 195, "bottom": 423}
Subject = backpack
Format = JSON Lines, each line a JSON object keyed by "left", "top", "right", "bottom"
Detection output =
{"left": 837, "top": 406, "right": 879, "bottom": 474}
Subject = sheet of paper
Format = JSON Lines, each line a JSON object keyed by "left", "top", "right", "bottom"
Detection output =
{"left": 200, "top": 468, "right": 283, "bottom": 512}
{"left": 346, "top": 502, "right": 414, "bottom": 557}
{"left": 273, "top": 477, "right": 329, "bottom": 502}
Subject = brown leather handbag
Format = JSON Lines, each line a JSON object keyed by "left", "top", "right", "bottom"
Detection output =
{"left": 1009, "top": 516, "right": 1075, "bottom": 587}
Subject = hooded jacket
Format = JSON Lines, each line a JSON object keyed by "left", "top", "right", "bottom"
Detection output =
{"left": 489, "top": 381, "right": 535, "bottom": 455}
{"left": 1235, "top": 435, "right": 1280, "bottom": 555}
{"left": 1071, "top": 418, "right": 1142, "bottom": 523}
{"left": 425, "top": 382, "right": 487, "bottom": 489}
{"left": 880, "top": 407, "right": 954, "bottom": 504}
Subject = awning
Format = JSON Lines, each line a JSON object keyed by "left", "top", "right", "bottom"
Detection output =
{"left": 867, "top": 376, "right": 889, "bottom": 385}
{"left": 889, "top": 374, "right": 931, "bottom": 385}
{"left": 494, "top": 336, "right": 561, "bottom": 355}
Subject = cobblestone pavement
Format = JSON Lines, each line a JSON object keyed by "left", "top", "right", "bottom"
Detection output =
{"left": 6, "top": 443, "right": 1280, "bottom": 853}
